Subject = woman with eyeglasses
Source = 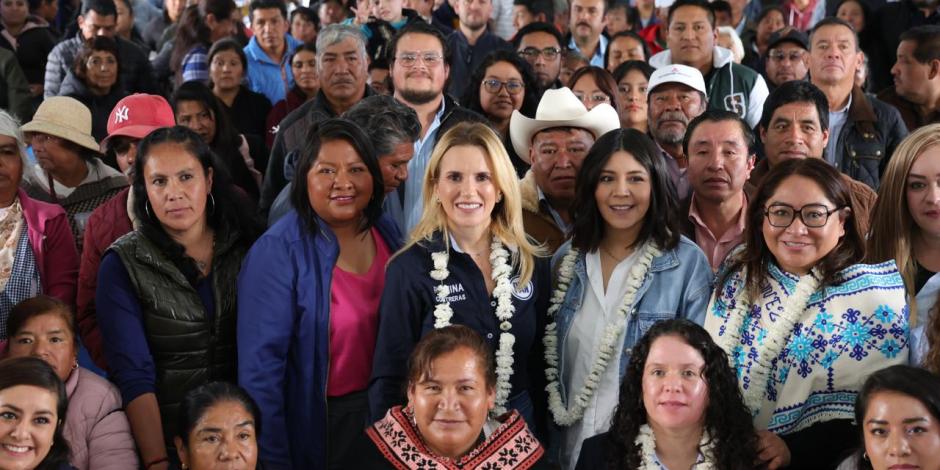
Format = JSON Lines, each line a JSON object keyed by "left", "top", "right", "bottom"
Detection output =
{"left": 705, "top": 158, "right": 909, "bottom": 469}
{"left": 462, "top": 50, "right": 539, "bottom": 177}
{"left": 568, "top": 66, "right": 621, "bottom": 113}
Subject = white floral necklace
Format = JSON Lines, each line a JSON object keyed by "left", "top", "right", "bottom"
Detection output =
{"left": 431, "top": 236, "right": 516, "bottom": 415}
{"left": 716, "top": 267, "right": 820, "bottom": 412}
{"left": 635, "top": 424, "right": 717, "bottom": 470}
{"left": 543, "top": 242, "right": 660, "bottom": 426}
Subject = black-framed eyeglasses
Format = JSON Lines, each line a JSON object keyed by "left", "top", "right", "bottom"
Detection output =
{"left": 482, "top": 78, "right": 524, "bottom": 95}
{"left": 764, "top": 203, "right": 844, "bottom": 228}
{"left": 518, "top": 47, "right": 562, "bottom": 60}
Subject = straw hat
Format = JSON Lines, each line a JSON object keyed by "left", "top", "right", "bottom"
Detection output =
{"left": 21, "top": 96, "right": 100, "bottom": 152}
{"left": 509, "top": 87, "right": 621, "bottom": 163}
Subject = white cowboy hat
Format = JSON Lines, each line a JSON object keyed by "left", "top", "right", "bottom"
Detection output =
{"left": 509, "top": 87, "right": 621, "bottom": 164}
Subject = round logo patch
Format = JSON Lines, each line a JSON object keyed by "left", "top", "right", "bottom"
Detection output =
{"left": 511, "top": 276, "right": 534, "bottom": 301}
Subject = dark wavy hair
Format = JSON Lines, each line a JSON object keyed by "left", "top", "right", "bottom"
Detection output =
{"left": 461, "top": 50, "right": 539, "bottom": 121}
{"left": 567, "top": 65, "right": 621, "bottom": 113}
{"left": 407, "top": 325, "right": 496, "bottom": 391}
{"left": 852, "top": 365, "right": 940, "bottom": 470}
{"left": 719, "top": 158, "right": 865, "bottom": 300}
{"left": 176, "top": 381, "right": 262, "bottom": 448}
{"left": 133, "top": 126, "right": 263, "bottom": 285}
{"left": 570, "top": 128, "right": 680, "bottom": 252}
{"left": 289, "top": 118, "right": 385, "bottom": 235}
{"left": 207, "top": 37, "right": 248, "bottom": 89}
{"left": 0, "top": 357, "right": 71, "bottom": 470}
{"left": 8, "top": 295, "right": 78, "bottom": 354}
{"left": 171, "top": 80, "right": 259, "bottom": 198}
{"left": 605, "top": 319, "right": 760, "bottom": 470}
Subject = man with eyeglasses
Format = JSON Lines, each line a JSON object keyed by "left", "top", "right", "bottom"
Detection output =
{"left": 389, "top": 21, "right": 487, "bottom": 231}
{"left": 508, "top": 87, "right": 619, "bottom": 252}
{"left": 513, "top": 22, "right": 565, "bottom": 95}
{"left": 763, "top": 27, "right": 809, "bottom": 92}
{"left": 752, "top": 80, "right": 876, "bottom": 235}
{"left": 647, "top": 64, "right": 708, "bottom": 201}
{"left": 445, "top": 0, "right": 512, "bottom": 97}
{"left": 44, "top": 0, "right": 154, "bottom": 97}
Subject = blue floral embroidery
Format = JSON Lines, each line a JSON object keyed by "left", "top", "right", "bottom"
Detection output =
{"left": 843, "top": 323, "right": 870, "bottom": 349}
{"left": 874, "top": 305, "right": 893, "bottom": 323}
{"left": 790, "top": 335, "right": 813, "bottom": 362}
{"left": 880, "top": 339, "right": 901, "bottom": 359}
{"left": 814, "top": 312, "right": 835, "bottom": 333}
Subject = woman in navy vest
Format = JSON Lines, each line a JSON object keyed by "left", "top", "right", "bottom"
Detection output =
{"left": 96, "top": 126, "right": 262, "bottom": 470}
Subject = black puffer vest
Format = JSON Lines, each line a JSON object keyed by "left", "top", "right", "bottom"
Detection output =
{"left": 109, "top": 229, "right": 244, "bottom": 445}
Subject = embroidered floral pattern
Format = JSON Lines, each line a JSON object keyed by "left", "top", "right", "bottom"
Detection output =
{"left": 366, "top": 406, "right": 544, "bottom": 470}
{"left": 707, "top": 262, "right": 910, "bottom": 434}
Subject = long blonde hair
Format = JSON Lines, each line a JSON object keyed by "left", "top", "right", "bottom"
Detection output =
{"left": 867, "top": 123, "right": 940, "bottom": 330}
{"left": 404, "top": 121, "right": 542, "bottom": 287}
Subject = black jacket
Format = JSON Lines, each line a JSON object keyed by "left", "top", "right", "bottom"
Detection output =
{"left": 832, "top": 86, "right": 909, "bottom": 189}
{"left": 367, "top": 232, "right": 550, "bottom": 424}
{"left": 871, "top": 0, "right": 940, "bottom": 91}
{"left": 60, "top": 73, "right": 129, "bottom": 142}
{"left": 0, "top": 18, "right": 58, "bottom": 85}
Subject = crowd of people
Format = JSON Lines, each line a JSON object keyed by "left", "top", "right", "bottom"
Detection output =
{"left": 0, "top": 0, "right": 940, "bottom": 467}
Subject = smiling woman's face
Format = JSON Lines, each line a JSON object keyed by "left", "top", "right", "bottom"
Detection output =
{"left": 642, "top": 335, "right": 708, "bottom": 433}
{"left": 0, "top": 385, "right": 59, "bottom": 470}
{"left": 406, "top": 346, "right": 495, "bottom": 459}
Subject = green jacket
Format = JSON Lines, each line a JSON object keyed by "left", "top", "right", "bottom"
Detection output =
{"left": 109, "top": 228, "right": 244, "bottom": 445}
{"left": 0, "top": 48, "right": 32, "bottom": 121}
{"left": 650, "top": 46, "right": 770, "bottom": 129}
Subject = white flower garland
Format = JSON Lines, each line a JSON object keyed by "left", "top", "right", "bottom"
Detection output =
{"left": 635, "top": 424, "right": 717, "bottom": 470}
{"left": 716, "top": 268, "right": 820, "bottom": 412}
{"left": 431, "top": 237, "right": 516, "bottom": 415}
{"left": 543, "top": 242, "right": 661, "bottom": 426}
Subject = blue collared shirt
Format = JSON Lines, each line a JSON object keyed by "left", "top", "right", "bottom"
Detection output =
{"left": 244, "top": 34, "right": 303, "bottom": 105}
{"left": 404, "top": 100, "right": 447, "bottom": 232}
{"left": 568, "top": 34, "right": 608, "bottom": 68}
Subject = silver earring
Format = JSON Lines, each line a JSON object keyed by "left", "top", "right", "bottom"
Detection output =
{"left": 144, "top": 200, "right": 152, "bottom": 218}
{"left": 208, "top": 193, "right": 216, "bottom": 215}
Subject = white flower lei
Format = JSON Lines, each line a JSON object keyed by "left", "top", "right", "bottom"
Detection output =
{"left": 543, "top": 242, "right": 661, "bottom": 426}
{"left": 635, "top": 424, "right": 717, "bottom": 470}
{"left": 431, "top": 236, "right": 516, "bottom": 415}
{"left": 716, "top": 267, "right": 820, "bottom": 412}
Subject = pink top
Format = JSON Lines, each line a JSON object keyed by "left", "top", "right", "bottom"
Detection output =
{"left": 688, "top": 192, "right": 748, "bottom": 271}
{"left": 327, "top": 227, "right": 392, "bottom": 397}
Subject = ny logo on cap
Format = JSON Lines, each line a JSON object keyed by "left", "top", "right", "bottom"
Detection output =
{"left": 114, "top": 105, "right": 129, "bottom": 124}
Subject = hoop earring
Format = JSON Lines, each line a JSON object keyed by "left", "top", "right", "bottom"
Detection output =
{"left": 863, "top": 452, "right": 869, "bottom": 461}
{"left": 144, "top": 200, "right": 152, "bottom": 219}
{"left": 208, "top": 193, "right": 216, "bottom": 216}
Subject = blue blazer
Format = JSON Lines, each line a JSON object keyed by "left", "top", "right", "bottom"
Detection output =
{"left": 237, "top": 210, "right": 403, "bottom": 470}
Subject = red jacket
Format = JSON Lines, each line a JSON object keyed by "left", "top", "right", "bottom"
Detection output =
{"left": 76, "top": 187, "right": 133, "bottom": 370}
{"left": 21, "top": 187, "right": 79, "bottom": 304}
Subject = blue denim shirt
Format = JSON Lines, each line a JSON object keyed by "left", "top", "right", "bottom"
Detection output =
{"left": 550, "top": 236, "right": 713, "bottom": 403}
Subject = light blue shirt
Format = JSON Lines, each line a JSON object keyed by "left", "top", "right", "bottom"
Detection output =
{"left": 826, "top": 93, "right": 852, "bottom": 167}
{"left": 244, "top": 34, "right": 302, "bottom": 105}
{"left": 403, "top": 101, "right": 447, "bottom": 232}
{"left": 537, "top": 186, "right": 570, "bottom": 234}
{"left": 568, "top": 35, "right": 608, "bottom": 68}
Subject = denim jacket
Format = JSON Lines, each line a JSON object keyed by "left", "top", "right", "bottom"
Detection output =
{"left": 551, "top": 236, "right": 713, "bottom": 404}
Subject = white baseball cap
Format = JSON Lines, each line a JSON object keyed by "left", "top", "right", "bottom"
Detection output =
{"left": 647, "top": 64, "right": 708, "bottom": 98}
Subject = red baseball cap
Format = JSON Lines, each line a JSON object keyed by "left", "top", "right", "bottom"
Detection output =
{"left": 100, "top": 94, "right": 176, "bottom": 150}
